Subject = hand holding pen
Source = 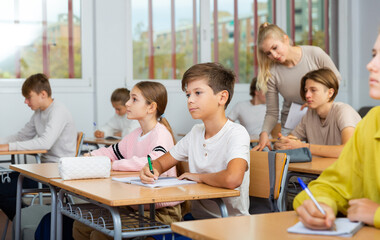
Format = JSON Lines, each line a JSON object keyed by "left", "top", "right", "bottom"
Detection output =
{"left": 296, "top": 178, "right": 336, "bottom": 231}
{"left": 140, "top": 155, "right": 158, "bottom": 184}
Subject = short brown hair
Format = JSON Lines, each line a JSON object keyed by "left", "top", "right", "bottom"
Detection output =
{"left": 249, "top": 77, "right": 258, "bottom": 98}
{"left": 300, "top": 68, "right": 339, "bottom": 102}
{"left": 110, "top": 88, "right": 130, "bottom": 105}
{"left": 181, "top": 62, "right": 235, "bottom": 108}
{"left": 22, "top": 73, "right": 52, "bottom": 97}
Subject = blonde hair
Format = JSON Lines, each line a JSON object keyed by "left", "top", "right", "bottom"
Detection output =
{"left": 135, "top": 81, "right": 176, "bottom": 144}
{"left": 256, "top": 22, "right": 292, "bottom": 93}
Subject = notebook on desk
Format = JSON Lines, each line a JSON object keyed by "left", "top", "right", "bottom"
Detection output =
{"left": 112, "top": 176, "right": 196, "bottom": 188}
{"left": 287, "top": 218, "right": 363, "bottom": 237}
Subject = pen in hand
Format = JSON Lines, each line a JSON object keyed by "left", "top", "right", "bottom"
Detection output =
{"left": 147, "top": 154, "right": 154, "bottom": 175}
{"left": 297, "top": 177, "right": 336, "bottom": 231}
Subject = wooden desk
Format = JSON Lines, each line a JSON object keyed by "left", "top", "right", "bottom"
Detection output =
{"left": 171, "top": 211, "right": 380, "bottom": 240}
{"left": 83, "top": 137, "right": 120, "bottom": 147}
{"left": 10, "top": 163, "right": 60, "bottom": 240}
{"left": 288, "top": 157, "right": 337, "bottom": 175}
{"left": 50, "top": 177, "right": 239, "bottom": 240}
{"left": 250, "top": 139, "right": 277, "bottom": 143}
{"left": 50, "top": 177, "right": 239, "bottom": 207}
{"left": 0, "top": 149, "right": 47, "bottom": 164}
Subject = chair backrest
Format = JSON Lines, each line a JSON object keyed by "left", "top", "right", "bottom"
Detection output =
{"left": 76, "top": 132, "right": 85, "bottom": 157}
{"left": 249, "top": 151, "right": 287, "bottom": 200}
{"left": 270, "top": 123, "right": 281, "bottom": 139}
{"left": 358, "top": 106, "right": 374, "bottom": 118}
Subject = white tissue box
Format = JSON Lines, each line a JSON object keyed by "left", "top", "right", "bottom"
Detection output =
{"left": 59, "top": 156, "right": 111, "bottom": 180}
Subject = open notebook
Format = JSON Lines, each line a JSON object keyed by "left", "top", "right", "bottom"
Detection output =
{"left": 112, "top": 176, "right": 196, "bottom": 188}
{"left": 287, "top": 218, "right": 364, "bottom": 237}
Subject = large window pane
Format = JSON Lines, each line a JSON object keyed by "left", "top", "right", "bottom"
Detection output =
{"left": 0, "top": 0, "right": 82, "bottom": 79}
{"left": 211, "top": 0, "right": 274, "bottom": 83}
{"left": 132, "top": 0, "right": 199, "bottom": 80}
{"left": 288, "top": 0, "right": 328, "bottom": 50}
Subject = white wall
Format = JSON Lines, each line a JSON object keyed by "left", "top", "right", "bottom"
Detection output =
{"left": 1, "top": 0, "right": 379, "bottom": 141}
{"left": 338, "top": 0, "right": 380, "bottom": 109}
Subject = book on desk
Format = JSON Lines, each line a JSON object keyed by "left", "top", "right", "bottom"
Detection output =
{"left": 112, "top": 176, "right": 196, "bottom": 188}
{"left": 288, "top": 218, "right": 364, "bottom": 237}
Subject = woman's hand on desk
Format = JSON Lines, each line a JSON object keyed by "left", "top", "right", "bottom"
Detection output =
{"left": 296, "top": 200, "right": 336, "bottom": 230}
{"left": 252, "top": 132, "right": 272, "bottom": 151}
{"left": 347, "top": 198, "right": 379, "bottom": 226}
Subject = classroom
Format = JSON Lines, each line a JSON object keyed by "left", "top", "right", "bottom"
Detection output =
{"left": 0, "top": 0, "right": 380, "bottom": 239}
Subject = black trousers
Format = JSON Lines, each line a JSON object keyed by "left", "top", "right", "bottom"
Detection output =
{"left": 0, "top": 172, "right": 38, "bottom": 220}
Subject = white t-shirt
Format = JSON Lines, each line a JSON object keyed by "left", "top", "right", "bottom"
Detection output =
{"left": 228, "top": 101, "right": 266, "bottom": 139}
{"left": 170, "top": 120, "right": 250, "bottom": 219}
{"left": 99, "top": 114, "right": 139, "bottom": 137}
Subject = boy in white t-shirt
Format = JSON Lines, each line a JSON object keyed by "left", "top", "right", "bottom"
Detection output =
{"left": 140, "top": 62, "right": 250, "bottom": 219}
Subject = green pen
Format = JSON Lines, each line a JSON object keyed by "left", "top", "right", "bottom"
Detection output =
{"left": 147, "top": 155, "right": 154, "bottom": 175}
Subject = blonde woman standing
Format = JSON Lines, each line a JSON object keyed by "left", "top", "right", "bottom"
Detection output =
{"left": 253, "top": 22, "right": 341, "bottom": 151}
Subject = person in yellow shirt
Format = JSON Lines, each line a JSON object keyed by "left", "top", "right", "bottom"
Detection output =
{"left": 293, "top": 32, "right": 380, "bottom": 229}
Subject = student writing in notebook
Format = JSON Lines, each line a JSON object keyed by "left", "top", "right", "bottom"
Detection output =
{"left": 274, "top": 68, "right": 361, "bottom": 158}
{"left": 94, "top": 88, "right": 139, "bottom": 138}
{"left": 140, "top": 63, "right": 250, "bottom": 220}
{"left": 293, "top": 32, "right": 380, "bottom": 230}
{"left": 73, "top": 82, "right": 182, "bottom": 240}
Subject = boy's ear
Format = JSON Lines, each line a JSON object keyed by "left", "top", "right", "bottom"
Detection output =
{"left": 218, "top": 90, "right": 229, "bottom": 106}
{"left": 39, "top": 90, "right": 48, "bottom": 99}
{"left": 327, "top": 88, "right": 334, "bottom": 101}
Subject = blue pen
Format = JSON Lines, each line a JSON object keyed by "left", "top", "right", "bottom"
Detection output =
{"left": 297, "top": 177, "right": 326, "bottom": 214}
{"left": 93, "top": 122, "right": 97, "bottom": 131}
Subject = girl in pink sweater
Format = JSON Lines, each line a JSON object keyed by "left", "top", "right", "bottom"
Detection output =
{"left": 89, "top": 81, "right": 177, "bottom": 175}
{"left": 74, "top": 82, "right": 181, "bottom": 240}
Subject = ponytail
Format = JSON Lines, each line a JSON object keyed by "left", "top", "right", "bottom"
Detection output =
{"left": 158, "top": 116, "right": 176, "bottom": 144}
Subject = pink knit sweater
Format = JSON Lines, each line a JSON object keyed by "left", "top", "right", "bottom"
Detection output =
{"left": 92, "top": 122, "right": 180, "bottom": 209}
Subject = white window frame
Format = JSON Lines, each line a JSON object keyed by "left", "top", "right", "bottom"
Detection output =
{"left": 0, "top": 0, "right": 94, "bottom": 93}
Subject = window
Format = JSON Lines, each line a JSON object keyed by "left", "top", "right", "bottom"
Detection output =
{"left": 130, "top": 0, "right": 276, "bottom": 83}
{"left": 210, "top": 0, "right": 275, "bottom": 83}
{"left": 287, "top": 0, "right": 331, "bottom": 54}
{"left": 0, "top": 0, "right": 86, "bottom": 80}
{"left": 131, "top": 0, "right": 199, "bottom": 80}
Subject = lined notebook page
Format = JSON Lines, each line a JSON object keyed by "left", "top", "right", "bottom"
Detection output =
{"left": 288, "top": 218, "right": 363, "bottom": 237}
{"left": 112, "top": 176, "right": 196, "bottom": 188}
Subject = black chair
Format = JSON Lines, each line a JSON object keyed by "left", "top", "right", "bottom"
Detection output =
{"left": 358, "top": 106, "right": 374, "bottom": 118}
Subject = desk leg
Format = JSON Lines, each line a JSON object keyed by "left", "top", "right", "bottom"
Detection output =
{"left": 57, "top": 190, "right": 64, "bottom": 240}
{"left": 108, "top": 207, "right": 122, "bottom": 240}
{"left": 15, "top": 174, "right": 24, "bottom": 240}
{"left": 149, "top": 203, "right": 155, "bottom": 220}
{"left": 210, "top": 198, "right": 228, "bottom": 218}
{"left": 49, "top": 185, "right": 57, "bottom": 240}
{"left": 33, "top": 154, "right": 44, "bottom": 206}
